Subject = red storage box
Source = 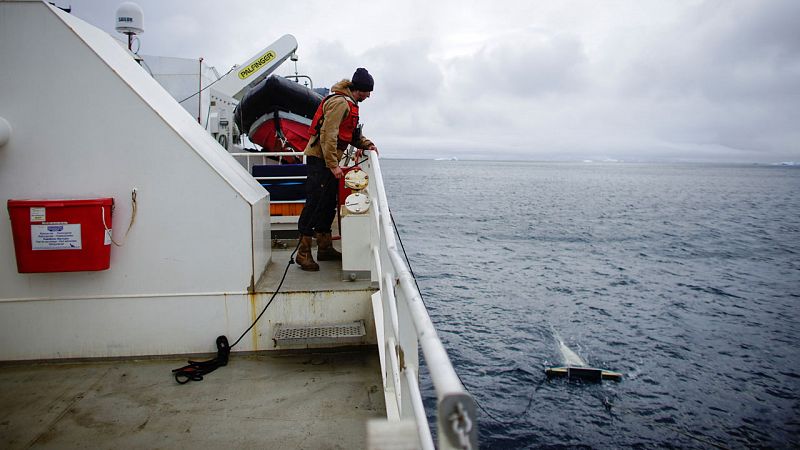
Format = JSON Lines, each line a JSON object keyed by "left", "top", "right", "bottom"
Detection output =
{"left": 7, "top": 198, "right": 114, "bottom": 273}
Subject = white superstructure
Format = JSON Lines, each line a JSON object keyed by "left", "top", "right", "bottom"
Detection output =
{"left": 0, "top": 0, "right": 269, "bottom": 359}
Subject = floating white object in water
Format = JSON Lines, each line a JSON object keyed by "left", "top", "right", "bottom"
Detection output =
{"left": 547, "top": 330, "right": 622, "bottom": 382}
{"left": 556, "top": 337, "right": 587, "bottom": 367}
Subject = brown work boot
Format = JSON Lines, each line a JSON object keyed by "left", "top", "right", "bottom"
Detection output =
{"left": 315, "top": 232, "right": 342, "bottom": 261}
{"left": 295, "top": 235, "right": 319, "bottom": 271}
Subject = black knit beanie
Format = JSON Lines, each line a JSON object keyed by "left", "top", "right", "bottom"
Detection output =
{"left": 351, "top": 68, "right": 374, "bottom": 92}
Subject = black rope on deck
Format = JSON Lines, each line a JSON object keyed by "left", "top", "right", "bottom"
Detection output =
{"left": 172, "top": 336, "right": 231, "bottom": 384}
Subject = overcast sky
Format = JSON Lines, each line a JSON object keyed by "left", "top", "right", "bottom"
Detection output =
{"left": 63, "top": 0, "right": 799, "bottom": 163}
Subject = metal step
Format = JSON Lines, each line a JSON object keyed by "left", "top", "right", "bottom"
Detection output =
{"left": 273, "top": 320, "right": 366, "bottom": 347}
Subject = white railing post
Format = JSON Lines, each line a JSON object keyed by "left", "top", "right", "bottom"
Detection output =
{"left": 404, "top": 366, "right": 435, "bottom": 450}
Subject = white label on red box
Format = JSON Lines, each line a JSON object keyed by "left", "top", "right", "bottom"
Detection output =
{"left": 31, "top": 224, "right": 82, "bottom": 250}
{"left": 30, "top": 207, "right": 46, "bottom": 222}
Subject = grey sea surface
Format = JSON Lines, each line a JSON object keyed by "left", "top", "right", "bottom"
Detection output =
{"left": 381, "top": 159, "right": 800, "bottom": 449}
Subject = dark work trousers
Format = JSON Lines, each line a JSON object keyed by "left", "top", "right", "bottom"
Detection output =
{"left": 298, "top": 156, "right": 338, "bottom": 237}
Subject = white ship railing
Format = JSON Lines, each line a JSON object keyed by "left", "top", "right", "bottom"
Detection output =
{"left": 229, "top": 151, "right": 307, "bottom": 207}
{"left": 361, "top": 150, "right": 479, "bottom": 450}
{"left": 228, "top": 150, "right": 305, "bottom": 169}
{"left": 231, "top": 148, "right": 478, "bottom": 447}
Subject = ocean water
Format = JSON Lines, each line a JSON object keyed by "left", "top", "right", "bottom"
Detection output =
{"left": 381, "top": 160, "right": 800, "bottom": 449}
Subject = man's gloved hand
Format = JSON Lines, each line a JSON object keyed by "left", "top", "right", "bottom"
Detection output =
{"left": 355, "top": 145, "right": 378, "bottom": 162}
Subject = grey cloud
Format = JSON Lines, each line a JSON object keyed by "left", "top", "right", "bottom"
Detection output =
{"left": 618, "top": 0, "right": 800, "bottom": 158}
{"left": 62, "top": 0, "right": 798, "bottom": 162}
{"left": 362, "top": 40, "right": 444, "bottom": 103}
{"left": 627, "top": 0, "right": 800, "bottom": 102}
{"left": 446, "top": 31, "right": 588, "bottom": 99}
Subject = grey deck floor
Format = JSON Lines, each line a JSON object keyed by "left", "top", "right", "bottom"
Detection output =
{"left": 0, "top": 350, "right": 385, "bottom": 449}
{"left": 258, "top": 246, "right": 373, "bottom": 294}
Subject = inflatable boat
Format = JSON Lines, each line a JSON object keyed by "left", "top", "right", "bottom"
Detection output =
{"left": 234, "top": 75, "right": 323, "bottom": 158}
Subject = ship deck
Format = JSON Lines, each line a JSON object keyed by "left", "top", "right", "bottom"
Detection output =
{"left": 1, "top": 242, "right": 387, "bottom": 449}
{"left": 257, "top": 245, "right": 374, "bottom": 293}
{"left": 0, "top": 349, "right": 385, "bottom": 449}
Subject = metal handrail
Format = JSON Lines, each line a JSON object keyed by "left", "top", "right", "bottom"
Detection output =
{"left": 229, "top": 150, "right": 308, "bottom": 206}
{"left": 228, "top": 151, "right": 303, "bottom": 157}
{"left": 405, "top": 366, "right": 435, "bottom": 450}
{"left": 227, "top": 146, "right": 477, "bottom": 447}
{"left": 228, "top": 151, "right": 306, "bottom": 169}
{"left": 363, "top": 150, "right": 479, "bottom": 449}
{"left": 284, "top": 74, "right": 314, "bottom": 89}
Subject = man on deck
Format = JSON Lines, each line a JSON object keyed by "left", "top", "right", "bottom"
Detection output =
{"left": 295, "top": 68, "right": 378, "bottom": 271}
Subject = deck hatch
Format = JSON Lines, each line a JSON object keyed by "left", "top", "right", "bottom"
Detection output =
{"left": 273, "top": 320, "right": 366, "bottom": 346}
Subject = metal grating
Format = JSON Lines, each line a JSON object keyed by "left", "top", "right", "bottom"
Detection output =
{"left": 273, "top": 320, "right": 366, "bottom": 347}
